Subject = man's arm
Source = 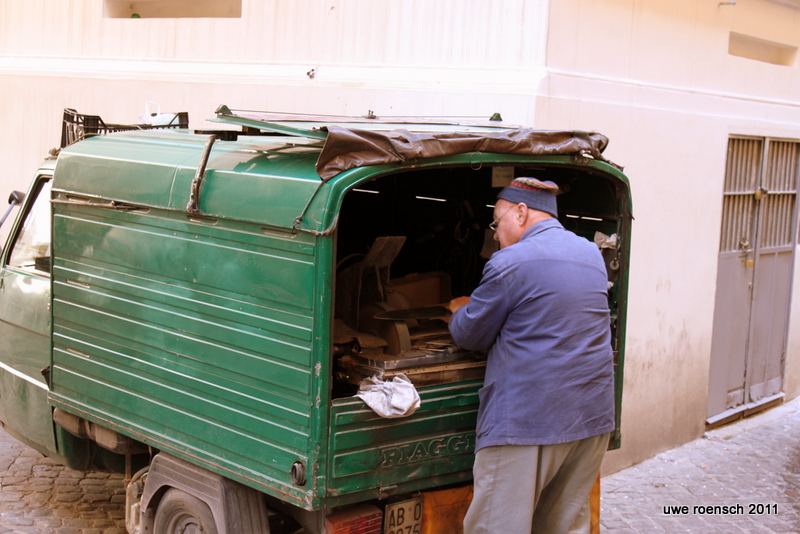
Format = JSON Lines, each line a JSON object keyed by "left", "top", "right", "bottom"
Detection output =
{"left": 447, "top": 263, "right": 510, "bottom": 351}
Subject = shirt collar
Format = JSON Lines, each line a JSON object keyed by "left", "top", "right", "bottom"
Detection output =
{"left": 520, "top": 217, "right": 563, "bottom": 241}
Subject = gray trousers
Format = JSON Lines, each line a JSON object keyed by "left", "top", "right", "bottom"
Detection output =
{"left": 463, "top": 433, "right": 609, "bottom": 534}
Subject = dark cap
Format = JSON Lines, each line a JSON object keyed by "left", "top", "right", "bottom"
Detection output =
{"left": 497, "top": 177, "right": 559, "bottom": 218}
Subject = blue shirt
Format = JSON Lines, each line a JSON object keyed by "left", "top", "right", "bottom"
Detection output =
{"left": 449, "top": 219, "right": 615, "bottom": 450}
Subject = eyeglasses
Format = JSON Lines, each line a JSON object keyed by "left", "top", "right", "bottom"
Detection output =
{"left": 488, "top": 206, "right": 514, "bottom": 232}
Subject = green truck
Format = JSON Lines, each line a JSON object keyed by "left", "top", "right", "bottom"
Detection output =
{"left": 0, "top": 107, "right": 632, "bottom": 534}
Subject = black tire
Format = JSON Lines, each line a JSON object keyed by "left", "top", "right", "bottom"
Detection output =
{"left": 153, "top": 488, "right": 219, "bottom": 534}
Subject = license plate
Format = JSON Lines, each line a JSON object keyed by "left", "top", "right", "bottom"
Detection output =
{"left": 384, "top": 496, "right": 423, "bottom": 534}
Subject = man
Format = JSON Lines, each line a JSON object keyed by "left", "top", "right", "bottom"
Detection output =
{"left": 448, "top": 177, "right": 615, "bottom": 534}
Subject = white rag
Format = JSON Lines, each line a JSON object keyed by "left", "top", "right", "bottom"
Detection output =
{"left": 356, "top": 374, "right": 421, "bottom": 418}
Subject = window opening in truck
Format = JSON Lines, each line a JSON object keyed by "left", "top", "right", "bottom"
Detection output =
{"left": 7, "top": 178, "right": 52, "bottom": 275}
{"left": 330, "top": 163, "right": 622, "bottom": 400}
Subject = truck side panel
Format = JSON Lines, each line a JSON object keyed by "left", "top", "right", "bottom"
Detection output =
{"left": 49, "top": 202, "right": 319, "bottom": 506}
{"left": 325, "top": 382, "right": 479, "bottom": 507}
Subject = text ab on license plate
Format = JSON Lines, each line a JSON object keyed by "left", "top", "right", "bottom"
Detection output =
{"left": 384, "top": 496, "right": 423, "bottom": 534}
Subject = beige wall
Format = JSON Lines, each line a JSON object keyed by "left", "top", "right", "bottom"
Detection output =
{"left": 1, "top": 0, "right": 547, "bottom": 66}
{"left": 0, "top": 0, "right": 549, "bottom": 241}
{"left": 2, "top": 0, "right": 800, "bottom": 474}
{"left": 541, "top": 0, "right": 800, "bottom": 472}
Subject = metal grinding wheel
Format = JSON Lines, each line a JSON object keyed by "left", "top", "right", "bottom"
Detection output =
{"left": 358, "top": 302, "right": 411, "bottom": 356}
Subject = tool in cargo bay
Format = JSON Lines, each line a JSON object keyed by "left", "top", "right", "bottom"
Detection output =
{"left": 373, "top": 305, "right": 452, "bottom": 321}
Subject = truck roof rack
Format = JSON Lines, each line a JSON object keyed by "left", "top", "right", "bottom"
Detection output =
{"left": 60, "top": 108, "right": 189, "bottom": 148}
{"left": 211, "top": 105, "right": 512, "bottom": 140}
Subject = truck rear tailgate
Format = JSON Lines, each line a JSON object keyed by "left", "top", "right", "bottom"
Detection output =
{"left": 327, "top": 381, "right": 479, "bottom": 505}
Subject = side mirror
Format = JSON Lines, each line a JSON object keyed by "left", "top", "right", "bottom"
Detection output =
{"left": 8, "top": 191, "right": 25, "bottom": 205}
{"left": 0, "top": 190, "right": 26, "bottom": 230}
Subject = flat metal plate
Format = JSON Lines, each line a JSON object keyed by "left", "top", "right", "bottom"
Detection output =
{"left": 350, "top": 349, "right": 463, "bottom": 370}
{"left": 384, "top": 496, "right": 424, "bottom": 534}
{"left": 373, "top": 306, "right": 451, "bottom": 321}
{"left": 212, "top": 105, "right": 515, "bottom": 139}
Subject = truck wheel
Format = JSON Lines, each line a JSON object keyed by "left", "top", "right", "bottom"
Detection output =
{"left": 153, "top": 488, "right": 219, "bottom": 534}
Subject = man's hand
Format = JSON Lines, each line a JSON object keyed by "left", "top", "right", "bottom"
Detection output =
{"left": 448, "top": 296, "right": 471, "bottom": 314}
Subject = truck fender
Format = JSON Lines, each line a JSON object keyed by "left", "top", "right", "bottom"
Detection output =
{"left": 138, "top": 452, "right": 270, "bottom": 534}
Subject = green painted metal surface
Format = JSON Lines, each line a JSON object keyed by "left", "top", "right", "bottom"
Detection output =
{"left": 326, "top": 382, "right": 480, "bottom": 507}
{"left": 53, "top": 130, "right": 325, "bottom": 232}
{"left": 48, "top": 200, "right": 320, "bottom": 506}
{"left": 0, "top": 269, "right": 54, "bottom": 452}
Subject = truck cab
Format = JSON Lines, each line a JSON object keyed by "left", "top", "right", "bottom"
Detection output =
{"left": 0, "top": 107, "right": 631, "bottom": 534}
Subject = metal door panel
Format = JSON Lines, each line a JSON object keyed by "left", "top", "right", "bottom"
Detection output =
{"left": 0, "top": 271, "right": 53, "bottom": 451}
{"left": 747, "top": 248, "right": 792, "bottom": 402}
{"left": 746, "top": 141, "right": 800, "bottom": 403}
{"left": 708, "top": 138, "right": 761, "bottom": 418}
{"left": 708, "top": 138, "right": 799, "bottom": 422}
{"left": 0, "top": 176, "right": 56, "bottom": 454}
{"left": 707, "top": 252, "right": 751, "bottom": 414}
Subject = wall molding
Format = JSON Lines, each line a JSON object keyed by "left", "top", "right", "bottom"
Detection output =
{"left": 0, "top": 55, "right": 547, "bottom": 95}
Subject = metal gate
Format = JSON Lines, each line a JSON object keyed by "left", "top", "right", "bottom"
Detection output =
{"left": 707, "top": 137, "right": 800, "bottom": 425}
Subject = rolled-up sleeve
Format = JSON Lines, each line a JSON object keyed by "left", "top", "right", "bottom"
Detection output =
{"left": 448, "top": 261, "right": 510, "bottom": 351}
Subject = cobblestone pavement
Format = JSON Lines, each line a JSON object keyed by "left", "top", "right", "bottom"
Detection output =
{"left": 1, "top": 399, "right": 799, "bottom": 533}
{"left": 0, "top": 430, "right": 126, "bottom": 533}
{"left": 601, "top": 397, "right": 800, "bottom": 533}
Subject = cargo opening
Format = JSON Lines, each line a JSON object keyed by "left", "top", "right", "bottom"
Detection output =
{"left": 331, "top": 163, "right": 625, "bottom": 399}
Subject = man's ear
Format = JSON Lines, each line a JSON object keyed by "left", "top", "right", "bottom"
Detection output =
{"left": 516, "top": 203, "right": 528, "bottom": 225}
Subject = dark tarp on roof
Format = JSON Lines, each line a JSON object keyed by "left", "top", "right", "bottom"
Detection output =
{"left": 315, "top": 126, "right": 613, "bottom": 181}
